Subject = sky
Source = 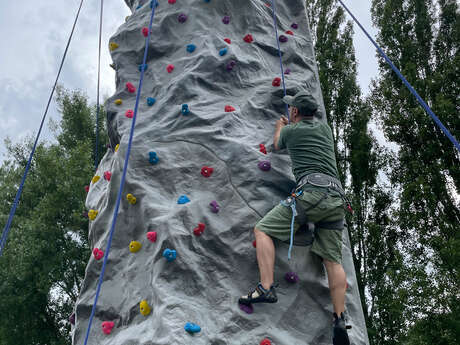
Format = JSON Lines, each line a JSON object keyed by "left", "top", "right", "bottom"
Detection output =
{"left": 0, "top": 0, "right": 379, "bottom": 161}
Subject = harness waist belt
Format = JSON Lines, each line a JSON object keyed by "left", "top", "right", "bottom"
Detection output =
{"left": 296, "top": 173, "right": 344, "bottom": 195}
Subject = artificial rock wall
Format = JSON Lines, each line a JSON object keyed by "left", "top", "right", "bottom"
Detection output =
{"left": 72, "top": 0, "right": 370, "bottom": 344}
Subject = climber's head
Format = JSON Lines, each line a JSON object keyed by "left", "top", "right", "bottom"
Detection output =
{"left": 283, "top": 91, "right": 318, "bottom": 123}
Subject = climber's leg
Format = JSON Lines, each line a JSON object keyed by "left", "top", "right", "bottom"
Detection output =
{"left": 254, "top": 227, "right": 275, "bottom": 289}
{"left": 324, "top": 259, "right": 347, "bottom": 316}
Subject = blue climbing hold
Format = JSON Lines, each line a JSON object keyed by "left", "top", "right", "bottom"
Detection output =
{"left": 163, "top": 249, "right": 177, "bottom": 262}
{"left": 139, "top": 64, "right": 148, "bottom": 72}
{"left": 182, "top": 104, "right": 190, "bottom": 115}
{"left": 219, "top": 47, "right": 228, "bottom": 56}
{"left": 149, "top": 151, "right": 159, "bottom": 165}
{"left": 186, "top": 44, "right": 196, "bottom": 53}
{"left": 136, "top": 4, "right": 142, "bottom": 10}
{"left": 204, "top": 0, "right": 211, "bottom": 3}
{"left": 150, "top": 0, "right": 159, "bottom": 9}
{"left": 177, "top": 195, "right": 190, "bottom": 204}
{"left": 184, "top": 322, "right": 201, "bottom": 334}
{"left": 147, "top": 97, "right": 156, "bottom": 106}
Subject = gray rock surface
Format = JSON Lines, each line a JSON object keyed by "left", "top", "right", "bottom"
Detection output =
{"left": 72, "top": 0, "right": 370, "bottom": 344}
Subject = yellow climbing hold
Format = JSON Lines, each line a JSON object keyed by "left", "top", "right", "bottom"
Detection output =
{"left": 127, "top": 193, "right": 137, "bottom": 205}
{"left": 139, "top": 300, "right": 151, "bottom": 316}
{"left": 109, "top": 42, "right": 119, "bottom": 51}
{"left": 114, "top": 99, "right": 122, "bottom": 105}
{"left": 129, "top": 241, "right": 142, "bottom": 253}
{"left": 92, "top": 175, "right": 101, "bottom": 184}
{"left": 125, "top": 16, "right": 130, "bottom": 22}
{"left": 88, "top": 209, "right": 98, "bottom": 221}
{"left": 115, "top": 144, "right": 120, "bottom": 152}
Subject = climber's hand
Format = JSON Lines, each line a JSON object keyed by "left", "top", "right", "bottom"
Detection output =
{"left": 276, "top": 116, "right": 288, "bottom": 128}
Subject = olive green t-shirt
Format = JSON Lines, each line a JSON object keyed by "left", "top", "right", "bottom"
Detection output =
{"left": 277, "top": 118, "right": 339, "bottom": 183}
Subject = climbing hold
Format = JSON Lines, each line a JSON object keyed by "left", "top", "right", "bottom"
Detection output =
{"left": 125, "top": 110, "right": 134, "bottom": 119}
{"left": 224, "top": 38, "right": 231, "bottom": 44}
{"left": 286, "top": 30, "right": 294, "bottom": 35}
{"left": 272, "top": 77, "right": 281, "bottom": 87}
{"left": 279, "top": 35, "right": 288, "bottom": 43}
{"left": 259, "top": 144, "right": 267, "bottom": 154}
{"left": 291, "top": 23, "right": 298, "bottom": 29}
{"left": 168, "top": 0, "right": 176, "bottom": 3}
{"left": 125, "top": 16, "right": 130, "bottom": 22}
{"left": 88, "top": 209, "right": 98, "bottom": 221}
{"left": 136, "top": 4, "right": 142, "bottom": 10}
{"left": 110, "top": 63, "right": 117, "bottom": 70}
{"left": 109, "top": 42, "right": 119, "bottom": 51}
{"left": 127, "top": 193, "right": 137, "bottom": 205}
{"left": 92, "top": 175, "right": 101, "bottom": 184}
{"left": 69, "top": 313, "right": 75, "bottom": 325}
{"left": 260, "top": 339, "right": 271, "bottom": 345}
{"left": 150, "top": 0, "right": 159, "bottom": 8}
{"left": 284, "top": 68, "right": 291, "bottom": 75}
{"left": 84, "top": 185, "right": 90, "bottom": 193}
{"left": 258, "top": 161, "right": 271, "bottom": 171}
{"left": 285, "top": 271, "right": 299, "bottom": 283}
{"left": 166, "top": 64, "right": 175, "bottom": 73}
{"left": 184, "top": 322, "right": 201, "bottom": 334}
{"left": 101, "top": 321, "right": 114, "bottom": 335}
{"left": 204, "top": 0, "right": 211, "bottom": 2}
{"left": 114, "top": 99, "right": 122, "bottom": 105}
{"left": 225, "top": 105, "right": 235, "bottom": 112}
{"left": 201, "top": 166, "right": 214, "bottom": 177}
{"left": 243, "top": 34, "right": 254, "bottom": 43}
{"left": 222, "top": 15, "right": 230, "bottom": 24}
{"left": 104, "top": 171, "right": 112, "bottom": 181}
{"left": 346, "top": 282, "right": 349, "bottom": 289}
{"left": 149, "top": 151, "right": 159, "bottom": 165}
{"left": 126, "top": 82, "right": 136, "bottom": 93}
{"left": 239, "top": 303, "right": 254, "bottom": 314}
{"left": 209, "top": 200, "right": 220, "bottom": 213}
{"left": 193, "top": 223, "right": 206, "bottom": 236}
{"left": 140, "top": 300, "right": 151, "bottom": 316}
{"left": 129, "top": 241, "right": 142, "bottom": 253}
{"left": 163, "top": 248, "right": 177, "bottom": 262}
{"left": 147, "top": 231, "right": 157, "bottom": 243}
{"left": 178, "top": 13, "right": 187, "bottom": 23}
{"left": 182, "top": 104, "right": 190, "bottom": 115}
{"left": 115, "top": 144, "right": 120, "bottom": 152}
{"left": 177, "top": 195, "right": 190, "bottom": 204}
{"left": 219, "top": 47, "right": 228, "bottom": 56}
{"left": 147, "top": 97, "right": 156, "bottom": 106}
{"left": 226, "top": 60, "right": 236, "bottom": 71}
{"left": 142, "top": 27, "right": 150, "bottom": 37}
{"left": 252, "top": 240, "right": 257, "bottom": 248}
{"left": 186, "top": 44, "right": 196, "bottom": 53}
{"left": 93, "top": 248, "right": 104, "bottom": 260}
{"left": 138, "top": 63, "right": 148, "bottom": 72}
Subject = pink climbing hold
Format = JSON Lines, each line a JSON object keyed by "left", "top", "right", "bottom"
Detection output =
{"left": 126, "top": 82, "right": 136, "bottom": 93}
{"left": 272, "top": 77, "right": 281, "bottom": 87}
{"left": 260, "top": 339, "right": 272, "bottom": 345}
{"left": 167, "top": 64, "right": 175, "bottom": 73}
{"left": 286, "top": 30, "right": 294, "bottom": 35}
{"left": 104, "top": 171, "right": 112, "bottom": 181}
{"left": 147, "top": 231, "right": 157, "bottom": 243}
{"left": 142, "top": 27, "right": 150, "bottom": 37}
{"left": 243, "top": 34, "right": 253, "bottom": 43}
{"left": 125, "top": 110, "right": 134, "bottom": 118}
{"left": 259, "top": 144, "right": 267, "bottom": 154}
{"left": 93, "top": 248, "right": 104, "bottom": 260}
{"left": 193, "top": 223, "right": 206, "bottom": 236}
{"left": 102, "top": 321, "right": 115, "bottom": 335}
{"left": 225, "top": 105, "right": 235, "bottom": 112}
{"left": 168, "top": 0, "right": 176, "bottom": 3}
{"left": 201, "top": 166, "right": 214, "bottom": 177}
{"left": 84, "top": 185, "right": 90, "bottom": 193}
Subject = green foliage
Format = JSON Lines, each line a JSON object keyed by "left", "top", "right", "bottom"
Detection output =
{"left": 0, "top": 87, "right": 106, "bottom": 345}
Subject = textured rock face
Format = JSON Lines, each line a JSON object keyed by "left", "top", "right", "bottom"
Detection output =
{"left": 72, "top": 0, "right": 369, "bottom": 344}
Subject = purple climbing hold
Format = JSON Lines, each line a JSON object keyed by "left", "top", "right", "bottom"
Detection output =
{"left": 284, "top": 68, "right": 291, "bottom": 75}
{"left": 178, "top": 13, "right": 187, "bottom": 23}
{"left": 226, "top": 60, "right": 236, "bottom": 71}
{"left": 239, "top": 303, "right": 254, "bottom": 314}
{"left": 258, "top": 161, "right": 271, "bottom": 171}
{"left": 209, "top": 200, "right": 220, "bottom": 213}
{"left": 69, "top": 313, "right": 75, "bottom": 325}
{"left": 279, "top": 35, "right": 288, "bottom": 43}
{"left": 285, "top": 271, "right": 299, "bottom": 283}
{"left": 291, "top": 23, "right": 298, "bottom": 29}
{"left": 222, "top": 16, "right": 230, "bottom": 24}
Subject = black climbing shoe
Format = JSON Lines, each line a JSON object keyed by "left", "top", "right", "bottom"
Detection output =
{"left": 333, "top": 312, "right": 351, "bottom": 345}
{"left": 238, "top": 283, "right": 278, "bottom": 305}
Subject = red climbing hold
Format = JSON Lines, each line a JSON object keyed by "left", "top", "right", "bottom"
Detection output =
{"left": 125, "top": 110, "right": 134, "bottom": 119}
{"left": 286, "top": 30, "right": 294, "bottom": 35}
{"left": 102, "top": 321, "right": 115, "bottom": 335}
{"left": 252, "top": 240, "right": 257, "bottom": 248}
{"left": 225, "top": 105, "right": 235, "bottom": 112}
{"left": 243, "top": 34, "right": 253, "bottom": 43}
{"left": 260, "top": 339, "right": 271, "bottom": 345}
{"left": 259, "top": 144, "right": 267, "bottom": 154}
{"left": 193, "top": 223, "right": 206, "bottom": 236}
{"left": 167, "top": 64, "right": 175, "bottom": 73}
{"left": 93, "top": 248, "right": 104, "bottom": 260}
{"left": 224, "top": 38, "right": 231, "bottom": 44}
{"left": 147, "top": 231, "right": 157, "bottom": 243}
{"left": 264, "top": 3, "right": 271, "bottom": 7}
{"left": 104, "top": 171, "right": 112, "bottom": 181}
{"left": 201, "top": 166, "right": 214, "bottom": 177}
{"left": 126, "top": 82, "right": 136, "bottom": 93}
{"left": 142, "top": 27, "right": 150, "bottom": 37}
{"left": 272, "top": 77, "right": 281, "bottom": 87}
{"left": 168, "top": 0, "right": 176, "bottom": 3}
{"left": 85, "top": 185, "right": 90, "bottom": 193}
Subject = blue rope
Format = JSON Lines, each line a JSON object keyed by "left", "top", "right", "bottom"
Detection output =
{"left": 337, "top": 0, "right": 460, "bottom": 153}
{"left": 0, "top": 0, "right": 86, "bottom": 257}
{"left": 270, "top": 0, "right": 290, "bottom": 121}
{"left": 82, "top": 2, "right": 157, "bottom": 343}
{"left": 95, "top": 0, "right": 104, "bottom": 171}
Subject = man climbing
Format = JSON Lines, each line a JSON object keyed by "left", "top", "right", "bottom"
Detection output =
{"left": 238, "top": 91, "right": 351, "bottom": 345}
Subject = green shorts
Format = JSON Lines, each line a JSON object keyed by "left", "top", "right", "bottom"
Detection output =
{"left": 256, "top": 189, "right": 345, "bottom": 264}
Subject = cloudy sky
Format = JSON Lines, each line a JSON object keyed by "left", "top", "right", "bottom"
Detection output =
{"left": 0, "top": 0, "right": 378, "bottom": 161}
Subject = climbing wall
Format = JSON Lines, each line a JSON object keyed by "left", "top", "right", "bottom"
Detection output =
{"left": 72, "top": 0, "right": 369, "bottom": 344}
